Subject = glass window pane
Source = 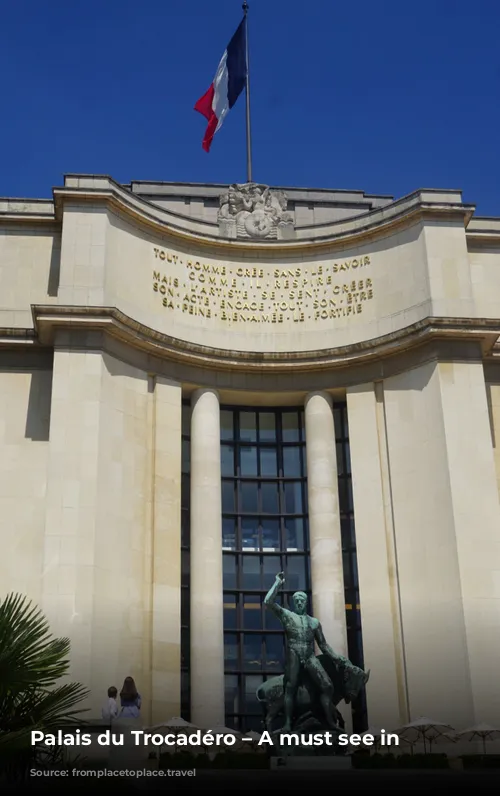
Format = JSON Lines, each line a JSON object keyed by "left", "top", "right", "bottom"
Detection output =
{"left": 243, "top": 594, "right": 262, "bottom": 629}
{"left": 352, "top": 555, "right": 359, "bottom": 589}
{"left": 341, "top": 517, "right": 354, "bottom": 549}
{"left": 182, "top": 406, "right": 191, "bottom": 437}
{"left": 243, "top": 635, "right": 262, "bottom": 669}
{"left": 242, "top": 556, "right": 261, "bottom": 590}
{"left": 225, "top": 674, "right": 239, "bottom": 712}
{"left": 240, "top": 481, "right": 258, "bottom": 513}
{"left": 221, "top": 444, "right": 235, "bottom": 477}
{"left": 222, "top": 480, "right": 235, "bottom": 513}
{"left": 262, "top": 555, "right": 281, "bottom": 589}
{"left": 181, "top": 404, "right": 191, "bottom": 437}
{"left": 338, "top": 479, "right": 347, "bottom": 511}
{"left": 182, "top": 438, "right": 190, "bottom": 474}
{"left": 224, "top": 633, "right": 238, "bottom": 671}
{"left": 244, "top": 675, "right": 263, "bottom": 713}
{"left": 284, "top": 481, "right": 303, "bottom": 514}
{"left": 181, "top": 633, "right": 190, "bottom": 667}
{"left": 265, "top": 635, "right": 285, "bottom": 670}
{"left": 283, "top": 446, "right": 302, "bottom": 477}
{"left": 181, "top": 550, "right": 190, "bottom": 587}
{"left": 282, "top": 412, "right": 300, "bottom": 442}
{"left": 263, "top": 597, "right": 283, "bottom": 630}
{"left": 345, "top": 587, "right": 356, "bottom": 609}
{"left": 181, "top": 510, "right": 189, "bottom": 547}
{"left": 338, "top": 479, "right": 353, "bottom": 512}
{"left": 181, "top": 592, "right": 189, "bottom": 625}
{"left": 334, "top": 407, "right": 342, "bottom": 439}
{"left": 223, "top": 554, "right": 237, "bottom": 589}
{"left": 259, "top": 412, "right": 276, "bottom": 442}
{"left": 343, "top": 551, "right": 352, "bottom": 589}
{"left": 347, "top": 628, "right": 363, "bottom": 669}
{"left": 285, "top": 518, "right": 304, "bottom": 551}
{"left": 286, "top": 556, "right": 307, "bottom": 591}
{"left": 222, "top": 517, "right": 236, "bottom": 549}
{"left": 261, "top": 482, "right": 279, "bottom": 514}
{"left": 181, "top": 473, "right": 190, "bottom": 510}
{"left": 261, "top": 519, "right": 280, "bottom": 551}
{"left": 220, "top": 410, "right": 234, "bottom": 440}
{"left": 240, "top": 446, "right": 258, "bottom": 476}
{"left": 239, "top": 412, "right": 257, "bottom": 442}
{"left": 241, "top": 517, "right": 259, "bottom": 550}
{"left": 224, "top": 594, "right": 237, "bottom": 630}
{"left": 336, "top": 442, "right": 344, "bottom": 475}
{"left": 260, "top": 447, "right": 277, "bottom": 477}
{"left": 283, "top": 593, "right": 296, "bottom": 611}
{"left": 347, "top": 479, "right": 353, "bottom": 512}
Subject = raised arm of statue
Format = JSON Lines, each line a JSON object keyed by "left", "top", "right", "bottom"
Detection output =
{"left": 264, "top": 571, "right": 287, "bottom": 621}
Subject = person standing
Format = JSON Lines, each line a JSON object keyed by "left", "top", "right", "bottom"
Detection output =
{"left": 119, "top": 676, "right": 141, "bottom": 718}
{"left": 101, "top": 686, "right": 119, "bottom": 721}
{"left": 110, "top": 676, "right": 144, "bottom": 772}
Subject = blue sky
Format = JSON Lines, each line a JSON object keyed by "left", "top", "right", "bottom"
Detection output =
{"left": 1, "top": 0, "right": 499, "bottom": 214}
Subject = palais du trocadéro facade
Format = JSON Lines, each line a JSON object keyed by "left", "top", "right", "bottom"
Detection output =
{"left": 1, "top": 175, "right": 500, "bottom": 734}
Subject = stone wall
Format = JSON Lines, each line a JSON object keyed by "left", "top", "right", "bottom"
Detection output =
{"left": 0, "top": 364, "right": 52, "bottom": 602}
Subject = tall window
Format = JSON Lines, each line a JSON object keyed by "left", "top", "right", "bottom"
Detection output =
{"left": 179, "top": 401, "right": 367, "bottom": 732}
{"left": 220, "top": 408, "right": 310, "bottom": 731}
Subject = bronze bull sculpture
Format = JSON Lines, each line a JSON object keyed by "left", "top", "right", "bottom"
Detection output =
{"left": 256, "top": 653, "right": 370, "bottom": 733}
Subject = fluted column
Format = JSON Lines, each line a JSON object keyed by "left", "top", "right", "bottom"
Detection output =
{"left": 189, "top": 389, "right": 225, "bottom": 727}
{"left": 304, "top": 392, "right": 348, "bottom": 656}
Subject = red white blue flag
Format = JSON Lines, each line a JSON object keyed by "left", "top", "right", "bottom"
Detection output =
{"left": 194, "top": 18, "right": 247, "bottom": 152}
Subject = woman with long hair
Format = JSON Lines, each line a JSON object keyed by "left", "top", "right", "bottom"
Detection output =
{"left": 119, "top": 676, "right": 141, "bottom": 718}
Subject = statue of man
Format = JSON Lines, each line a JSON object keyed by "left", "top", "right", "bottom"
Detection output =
{"left": 264, "top": 571, "right": 363, "bottom": 733}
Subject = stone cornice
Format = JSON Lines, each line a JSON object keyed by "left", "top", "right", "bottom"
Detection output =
{"left": 0, "top": 197, "right": 57, "bottom": 226}
{"left": 26, "top": 304, "right": 500, "bottom": 374}
{"left": 48, "top": 175, "right": 476, "bottom": 253}
{"left": 465, "top": 216, "right": 500, "bottom": 245}
{"left": 0, "top": 328, "right": 36, "bottom": 345}
{"left": 2, "top": 176, "right": 499, "bottom": 248}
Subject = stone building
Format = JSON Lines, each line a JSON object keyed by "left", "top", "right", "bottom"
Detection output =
{"left": 1, "top": 174, "right": 500, "bottom": 734}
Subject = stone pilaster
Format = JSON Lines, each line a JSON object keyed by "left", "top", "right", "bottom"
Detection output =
{"left": 346, "top": 383, "right": 408, "bottom": 729}
{"left": 149, "top": 376, "right": 182, "bottom": 725}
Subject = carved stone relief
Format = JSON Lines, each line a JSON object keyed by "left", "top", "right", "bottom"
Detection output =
{"left": 218, "top": 183, "right": 295, "bottom": 240}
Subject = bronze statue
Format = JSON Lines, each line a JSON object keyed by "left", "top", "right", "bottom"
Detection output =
{"left": 258, "top": 571, "right": 369, "bottom": 734}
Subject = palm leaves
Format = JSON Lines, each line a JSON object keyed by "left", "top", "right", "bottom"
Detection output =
{"left": 0, "top": 592, "right": 72, "bottom": 690}
{"left": 0, "top": 593, "right": 89, "bottom": 779}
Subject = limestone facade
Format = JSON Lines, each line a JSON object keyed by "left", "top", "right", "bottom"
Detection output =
{"left": 1, "top": 175, "right": 500, "bottom": 732}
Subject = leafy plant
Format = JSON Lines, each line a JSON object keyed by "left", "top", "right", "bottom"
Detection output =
{"left": 0, "top": 593, "right": 89, "bottom": 780}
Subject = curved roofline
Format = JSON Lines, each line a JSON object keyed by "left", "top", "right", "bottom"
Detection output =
{"left": 46, "top": 174, "right": 476, "bottom": 253}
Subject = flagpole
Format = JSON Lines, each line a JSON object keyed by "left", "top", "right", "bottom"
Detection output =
{"left": 243, "top": 1, "right": 253, "bottom": 183}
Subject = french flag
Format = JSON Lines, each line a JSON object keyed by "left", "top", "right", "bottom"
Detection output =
{"left": 194, "top": 18, "right": 247, "bottom": 152}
